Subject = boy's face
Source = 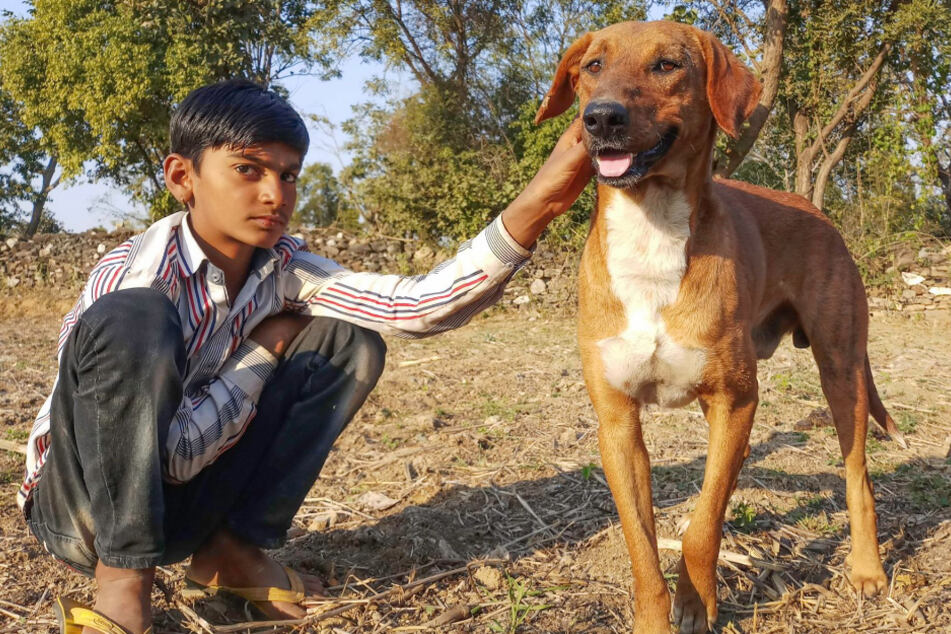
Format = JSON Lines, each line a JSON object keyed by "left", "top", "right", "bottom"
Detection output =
{"left": 165, "top": 142, "right": 301, "bottom": 256}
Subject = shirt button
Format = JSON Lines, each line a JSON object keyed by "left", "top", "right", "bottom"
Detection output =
{"left": 210, "top": 272, "right": 222, "bottom": 284}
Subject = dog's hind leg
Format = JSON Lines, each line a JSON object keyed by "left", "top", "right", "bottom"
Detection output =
{"left": 808, "top": 322, "right": 888, "bottom": 597}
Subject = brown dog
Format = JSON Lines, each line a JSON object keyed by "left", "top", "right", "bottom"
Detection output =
{"left": 535, "top": 21, "right": 903, "bottom": 634}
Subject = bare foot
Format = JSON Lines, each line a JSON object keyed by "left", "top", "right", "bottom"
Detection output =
{"left": 85, "top": 561, "right": 153, "bottom": 634}
{"left": 187, "top": 528, "right": 325, "bottom": 620}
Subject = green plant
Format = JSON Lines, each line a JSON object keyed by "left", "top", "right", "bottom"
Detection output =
{"left": 730, "top": 501, "right": 758, "bottom": 532}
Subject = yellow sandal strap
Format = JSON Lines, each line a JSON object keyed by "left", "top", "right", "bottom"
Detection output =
{"left": 213, "top": 566, "right": 306, "bottom": 604}
{"left": 56, "top": 597, "right": 133, "bottom": 634}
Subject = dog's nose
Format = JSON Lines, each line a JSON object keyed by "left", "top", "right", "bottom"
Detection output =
{"left": 583, "top": 101, "right": 629, "bottom": 138}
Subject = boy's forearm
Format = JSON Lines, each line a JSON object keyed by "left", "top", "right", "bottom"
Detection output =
{"left": 500, "top": 202, "right": 558, "bottom": 250}
{"left": 499, "top": 118, "right": 593, "bottom": 249}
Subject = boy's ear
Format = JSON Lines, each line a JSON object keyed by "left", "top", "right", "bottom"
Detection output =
{"left": 535, "top": 32, "right": 593, "bottom": 124}
{"left": 163, "top": 154, "right": 195, "bottom": 208}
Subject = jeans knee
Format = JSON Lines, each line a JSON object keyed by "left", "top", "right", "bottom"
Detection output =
{"left": 350, "top": 326, "right": 386, "bottom": 385}
{"left": 80, "top": 288, "right": 182, "bottom": 361}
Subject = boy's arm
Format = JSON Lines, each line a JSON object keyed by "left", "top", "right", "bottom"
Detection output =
{"left": 282, "top": 119, "right": 591, "bottom": 338}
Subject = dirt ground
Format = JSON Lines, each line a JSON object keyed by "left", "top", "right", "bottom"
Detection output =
{"left": 0, "top": 291, "right": 948, "bottom": 633}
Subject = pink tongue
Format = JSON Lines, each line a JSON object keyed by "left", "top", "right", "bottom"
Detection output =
{"left": 597, "top": 153, "right": 633, "bottom": 178}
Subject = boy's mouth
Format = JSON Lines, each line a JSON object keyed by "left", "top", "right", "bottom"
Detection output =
{"left": 251, "top": 214, "right": 287, "bottom": 229}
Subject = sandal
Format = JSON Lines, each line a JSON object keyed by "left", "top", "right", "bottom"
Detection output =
{"left": 53, "top": 596, "right": 152, "bottom": 634}
{"left": 182, "top": 565, "right": 306, "bottom": 615}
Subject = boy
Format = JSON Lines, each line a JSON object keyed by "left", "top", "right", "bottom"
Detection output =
{"left": 20, "top": 79, "right": 591, "bottom": 633}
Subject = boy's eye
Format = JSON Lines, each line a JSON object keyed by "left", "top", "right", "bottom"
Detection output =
{"left": 281, "top": 172, "right": 298, "bottom": 184}
{"left": 235, "top": 164, "right": 257, "bottom": 176}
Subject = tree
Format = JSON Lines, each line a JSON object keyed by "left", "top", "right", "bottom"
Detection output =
{"left": 317, "top": 0, "right": 645, "bottom": 242}
{"left": 0, "top": 0, "right": 326, "bottom": 224}
{"left": 0, "top": 88, "right": 60, "bottom": 236}
{"left": 294, "top": 162, "right": 345, "bottom": 227}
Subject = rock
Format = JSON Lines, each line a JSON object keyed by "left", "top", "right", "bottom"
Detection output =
{"left": 355, "top": 491, "right": 399, "bottom": 512}
{"left": 436, "top": 537, "right": 461, "bottom": 560}
{"left": 307, "top": 510, "right": 338, "bottom": 531}
{"left": 530, "top": 278, "right": 547, "bottom": 295}
{"left": 6, "top": 277, "right": 19, "bottom": 288}
{"left": 335, "top": 231, "right": 344, "bottom": 240}
{"left": 5, "top": 238, "right": 17, "bottom": 249}
{"left": 929, "top": 287, "right": 951, "bottom": 296}
{"left": 901, "top": 271, "right": 925, "bottom": 286}
{"left": 473, "top": 566, "right": 503, "bottom": 591}
{"left": 96, "top": 243, "right": 107, "bottom": 254}
{"left": 413, "top": 245, "right": 435, "bottom": 262}
{"left": 513, "top": 294, "right": 530, "bottom": 306}
{"left": 349, "top": 242, "right": 371, "bottom": 256}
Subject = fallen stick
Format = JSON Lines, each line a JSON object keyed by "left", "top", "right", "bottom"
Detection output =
{"left": 212, "top": 559, "right": 507, "bottom": 633}
{"left": 397, "top": 355, "right": 440, "bottom": 368}
{"left": 656, "top": 537, "right": 786, "bottom": 570}
{"left": 0, "top": 439, "right": 26, "bottom": 455}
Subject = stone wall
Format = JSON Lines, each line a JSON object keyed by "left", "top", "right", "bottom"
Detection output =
{"left": 2, "top": 229, "right": 949, "bottom": 314}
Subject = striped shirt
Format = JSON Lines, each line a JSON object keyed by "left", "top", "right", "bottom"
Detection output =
{"left": 19, "top": 210, "right": 531, "bottom": 510}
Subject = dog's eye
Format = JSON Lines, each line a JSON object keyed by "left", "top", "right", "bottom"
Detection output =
{"left": 585, "top": 60, "right": 603, "bottom": 74}
{"left": 654, "top": 60, "right": 680, "bottom": 73}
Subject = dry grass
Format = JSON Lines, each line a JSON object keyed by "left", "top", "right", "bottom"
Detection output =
{"left": 0, "top": 300, "right": 948, "bottom": 633}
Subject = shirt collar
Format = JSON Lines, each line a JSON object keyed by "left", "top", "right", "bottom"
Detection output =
{"left": 178, "top": 212, "right": 210, "bottom": 277}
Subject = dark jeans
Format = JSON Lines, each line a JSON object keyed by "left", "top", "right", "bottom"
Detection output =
{"left": 27, "top": 288, "right": 385, "bottom": 576}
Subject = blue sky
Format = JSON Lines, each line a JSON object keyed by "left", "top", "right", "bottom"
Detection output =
{"left": 0, "top": 0, "right": 399, "bottom": 231}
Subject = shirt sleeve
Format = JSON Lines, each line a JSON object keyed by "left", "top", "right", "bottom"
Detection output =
{"left": 282, "top": 214, "right": 533, "bottom": 338}
{"left": 163, "top": 339, "right": 279, "bottom": 483}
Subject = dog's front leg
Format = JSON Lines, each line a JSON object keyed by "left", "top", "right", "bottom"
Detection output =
{"left": 589, "top": 379, "right": 672, "bottom": 633}
{"left": 674, "top": 383, "right": 757, "bottom": 634}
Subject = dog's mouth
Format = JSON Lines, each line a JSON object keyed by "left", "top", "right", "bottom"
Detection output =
{"left": 592, "top": 129, "right": 678, "bottom": 186}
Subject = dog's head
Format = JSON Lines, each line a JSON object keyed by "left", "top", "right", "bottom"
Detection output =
{"left": 535, "top": 21, "right": 761, "bottom": 189}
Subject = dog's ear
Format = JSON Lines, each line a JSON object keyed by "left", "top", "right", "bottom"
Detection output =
{"left": 535, "top": 33, "right": 593, "bottom": 124}
{"left": 698, "top": 31, "right": 761, "bottom": 138}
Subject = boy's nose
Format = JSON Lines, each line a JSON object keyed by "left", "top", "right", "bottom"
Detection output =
{"left": 260, "top": 177, "right": 286, "bottom": 207}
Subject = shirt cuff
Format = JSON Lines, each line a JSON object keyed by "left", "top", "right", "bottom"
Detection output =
{"left": 481, "top": 214, "right": 534, "bottom": 268}
{"left": 218, "top": 340, "right": 279, "bottom": 399}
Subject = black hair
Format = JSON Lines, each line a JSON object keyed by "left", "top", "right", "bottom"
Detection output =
{"left": 170, "top": 79, "right": 309, "bottom": 168}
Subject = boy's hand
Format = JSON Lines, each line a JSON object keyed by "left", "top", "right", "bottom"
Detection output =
{"left": 501, "top": 118, "right": 593, "bottom": 248}
{"left": 249, "top": 312, "right": 312, "bottom": 357}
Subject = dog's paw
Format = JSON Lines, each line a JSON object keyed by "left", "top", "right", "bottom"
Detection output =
{"left": 673, "top": 568, "right": 716, "bottom": 634}
{"left": 850, "top": 564, "right": 888, "bottom": 597}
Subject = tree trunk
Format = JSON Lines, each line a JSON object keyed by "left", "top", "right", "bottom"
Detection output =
{"left": 938, "top": 160, "right": 951, "bottom": 223}
{"left": 22, "top": 154, "right": 58, "bottom": 239}
{"left": 715, "top": 0, "right": 788, "bottom": 177}
{"left": 811, "top": 121, "right": 856, "bottom": 208}
{"left": 792, "top": 107, "right": 813, "bottom": 199}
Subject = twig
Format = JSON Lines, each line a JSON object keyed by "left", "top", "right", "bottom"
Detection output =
{"left": 397, "top": 355, "right": 441, "bottom": 368}
{"left": 213, "top": 559, "right": 507, "bottom": 633}
{"left": 657, "top": 538, "right": 786, "bottom": 571}
{"left": 0, "top": 439, "right": 26, "bottom": 455}
{"left": 174, "top": 599, "right": 216, "bottom": 634}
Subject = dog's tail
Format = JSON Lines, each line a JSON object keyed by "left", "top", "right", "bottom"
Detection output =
{"left": 865, "top": 356, "right": 908, "bottom": 449}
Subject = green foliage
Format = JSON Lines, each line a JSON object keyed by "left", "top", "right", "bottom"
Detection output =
{"left": 729, "top": 501, "right": 758, "bottom": 532}
{"left": 293, "top": 162, "right": 346, "bottom": 228}
{"left": 329, "top": 1, "right": 633, "bottom": 244}
{"left": 0, "top": 0, "right": 326, "bottom": 222}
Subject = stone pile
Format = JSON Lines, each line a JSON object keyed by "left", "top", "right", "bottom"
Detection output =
{"left": 2, "top": 228, "right": 948, "bottom": 315}
{"left": 868, "top": 244, "right": 951, "bottom": 313}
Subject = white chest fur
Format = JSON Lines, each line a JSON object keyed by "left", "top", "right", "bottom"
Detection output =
{"left": 596, "top": 187, "right": 706, "bottom": 407}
